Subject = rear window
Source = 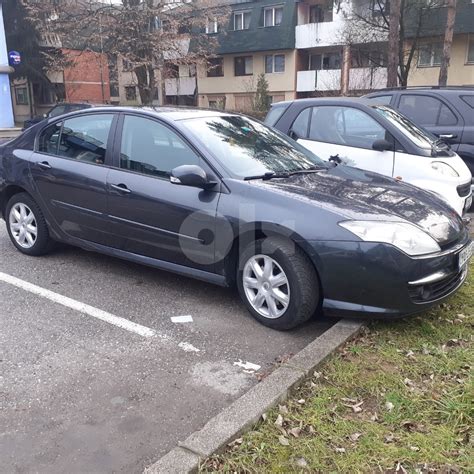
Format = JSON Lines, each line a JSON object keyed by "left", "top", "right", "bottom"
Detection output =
{"left": 460, "top": 94, "right": 474, "bottom": 109}
{"left": 264, "top": 103, "right": 289, "bottom": 127}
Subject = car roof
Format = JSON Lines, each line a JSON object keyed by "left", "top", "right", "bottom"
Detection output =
{"left": 270, "top": 97, "right": 381, "bottom": 108}
{"left": 365, "top": 87, "right": 474, "bottom": 96}
{"left": 61, "top": 105, "right": 239, "bottom": 121}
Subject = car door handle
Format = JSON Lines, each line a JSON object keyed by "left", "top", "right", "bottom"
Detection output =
{"left": 37, "top": 161, "right": 52, "bottom": 170}
{"left": 438, "top": 134, "right": 457, "bottom": 139}
{"left": 110, "top": 183, "right": 131, "bottom": 194}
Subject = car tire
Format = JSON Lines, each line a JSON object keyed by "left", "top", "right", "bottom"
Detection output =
{"left": 5, "top": 193, "right": 54, "bottom": 256}
{"left": 237, "top": 237, "right": 320, "bottom": 330}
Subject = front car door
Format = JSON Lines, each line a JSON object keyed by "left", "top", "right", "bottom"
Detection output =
{"left": 294, "top": 105, "right": 395, "bottom": 177}
{"left": 30, "top": 112, "right": 117, "bottom": 245}
{"left": 106, "top": 113, "right": 221, "bottom": 272}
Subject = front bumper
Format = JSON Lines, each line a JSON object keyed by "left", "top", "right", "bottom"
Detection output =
{"left": 305, "top": 235, "right": 472, "bottom": 319}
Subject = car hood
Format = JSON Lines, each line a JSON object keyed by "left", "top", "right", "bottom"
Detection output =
{"left": 251, "top": 166, "right": 465, "bottom": 245}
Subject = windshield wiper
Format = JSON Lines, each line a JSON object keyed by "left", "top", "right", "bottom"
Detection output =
{"left": 244, "top": 171, "right": 290, "bottom": 181}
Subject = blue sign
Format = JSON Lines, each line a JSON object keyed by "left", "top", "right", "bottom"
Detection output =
{"left": 8, "top": 50, "right": 21, "bottom": 66}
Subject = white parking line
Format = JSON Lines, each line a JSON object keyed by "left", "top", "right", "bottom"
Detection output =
{"left": 0, "top": 271, "right": 158, "bottom": 338}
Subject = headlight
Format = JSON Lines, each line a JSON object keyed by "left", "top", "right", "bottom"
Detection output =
{"left": 431, "top": 161, "right": 459, "bottom": 177}
{"left": 339, "top": 221, "right": 441, "bottom": 256}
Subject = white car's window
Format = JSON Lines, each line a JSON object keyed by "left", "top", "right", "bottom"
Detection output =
{"left": 309, "top": 106, "right": 385, "bottom": 149}
{"left": 374, "top": 106, "right": 434, "bottom": 150}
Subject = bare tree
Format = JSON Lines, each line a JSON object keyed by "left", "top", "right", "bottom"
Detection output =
{"left": 27, "top": 0, "right": 229, "bottom": 105}
{"left": 438, "top": 0, "right": 457, "bottom": 86}
{"left": 387, "top": 0, "right": 401, "bottom": 87}
{"left": 341, "top": 0, "right": 444, "bottom": 87}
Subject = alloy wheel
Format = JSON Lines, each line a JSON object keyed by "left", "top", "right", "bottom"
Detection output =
{"left": 9, "top": 203, "right": 38, "bottom": 249}
{"left": 242, "top": 254, "right": 290, "bottom": 319}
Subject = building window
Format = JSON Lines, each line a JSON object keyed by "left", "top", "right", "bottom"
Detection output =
{"left": 265, "top": 54, "right": 285, "bottom": 73}
{"left": 208, "top": 96, "right": 226, "bottom": 109}
{"left": 263, "top": 6, "right": 283, "bottom": 27}
{"left": 125, "top": 86, "right": 137, "bottom": 101}
{"left": 371, "top": 0, "right": 388, "bottom": 17}
{"left": 418, "top": 42, "right": 443, "bottom": 67}
{"left": 233, "top": 11, "right": 251, "bottom": 30}
{"left": 110, "top": 82, "right": 119, "bottom": 97}
{"left": 309, "top": 4, "right": 333, "bottom": 23}
{"left": 309, "top": 52, "right": 341, "bottom": 70}
{"left": 234, "top": 56, "right": 253, "bottom": 76}
{"left": 206, "top": 18, "right": 218, "bottom": 34}
{"left": 15, "top": 87, "right": 29, "bottom": 105}
{"left": 207, "top": 57, "right": 224, "bottom": 77}
{"left": 467, "top": 35, "right": 474, "bottom": 64}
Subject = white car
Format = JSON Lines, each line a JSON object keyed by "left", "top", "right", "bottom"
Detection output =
{"left": 267, "top": 98, "right": 473, "bottom": 216}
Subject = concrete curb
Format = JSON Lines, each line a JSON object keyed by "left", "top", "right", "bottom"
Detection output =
{"left": 144, "top": 319, "right": 364, "bottom": 474}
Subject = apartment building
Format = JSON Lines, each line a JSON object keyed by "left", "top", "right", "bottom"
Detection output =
{"left": 407, "top": 1, "right": 474, "bottom": 86}
{"left": 196, "top": 0, "right": 298, "bottom": 111}
{"left": 295, "top": 0, "right": 388, "bottom": 97}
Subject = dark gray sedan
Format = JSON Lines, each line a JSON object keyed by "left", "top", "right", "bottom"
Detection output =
{"left": 0, "top": 107, "right": 472, "bottom": 329}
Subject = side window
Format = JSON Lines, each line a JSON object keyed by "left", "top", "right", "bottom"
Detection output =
{"left": 58, "top": 114, "right": 114, "bottom": 165}
{"left": 290, "top": 108, "right": 310, "bottom": 138}
{"left": 309, "top": 106, "right": 385, "bottom": 149}
{"left": 38, "top": 122, "right": 62, "bottom": 155}
{"left": 48, "top": 105, "right": 66, "bottom": 118}
{"left": 120, "top": 115, "right": 200, "bottom": 178}
{"left": 399, "top": 94, "right": 457, "bottom": 126}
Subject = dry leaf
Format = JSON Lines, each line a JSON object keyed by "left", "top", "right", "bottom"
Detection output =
{"left": 274, "top": 414, "right": 284, "bottom": 427}
{"left": 278, "top": 435, "right": 290, "bottom": 446}
{"left": 297, "top": 399, "right": 306, "bottom": 405}
{"left": 349, "top": 432, "right": 362, "bottom": 442}
{"left": 279, "top": 405, "right": 289, "bottom": 414}
{"left": 410, "top": 446, "right": 420, "bottom": 452}
{"left": 227, "top": 437, "right": 243, "bottom": 447}
{"left": 308, "top": 425, "right": 316, "bottom": 434}
{"left": 261, "top": 413, "right": 267, "bottom": 422}
{"left": 384, "top": 433, "right": 395, "bottom": 443}
{"left": 295, "top": 457, "right": 308, "bottom": 468}
{"left": 313, "top": 371, "right": 321, "bottom": 379}
{"left": 334, "top": 447, "right": 346, "bottom": 453}
{"left": 370, "top": 412, "right": 379, "bottom": 422}
{"left": 385, "top": 401, "right": 394, "bottom": 412}
{"left": 289, "top": 427, "right": 301, "bottom": 438}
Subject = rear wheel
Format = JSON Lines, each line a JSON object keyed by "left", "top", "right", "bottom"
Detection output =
{"left": 5, "top": 193, "right": 54, "bottom": 256}
{"left": 237, "top": 237, "right": 320, "bottom": 330}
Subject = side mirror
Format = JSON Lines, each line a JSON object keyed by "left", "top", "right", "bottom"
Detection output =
{"left": 289, "top": 129, "right": 301, "bottom": 140}
{"left": 372, "top": 138, "right": 393, "bottom": 152}
{"left": 170, "top": 165, "right": 217, "bottom": 190}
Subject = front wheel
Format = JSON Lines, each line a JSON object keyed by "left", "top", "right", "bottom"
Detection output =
{"left": 237, "top": 237, "right": 320, "bottom": 330}
{"left": 5, "top": 193, "right": 54, "bottom": 256}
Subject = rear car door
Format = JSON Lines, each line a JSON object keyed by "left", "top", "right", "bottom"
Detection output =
{"left": 396, "top": 93, "right": 463, "bottom": 151}
{"left": 106, "top": 113, "right": 221, "bottom": 272}
{"left": 30, "top": 112, "right": 117, "bottom": 245}
{"left": 294, "top": 105, "right": 395, "bottom": 176}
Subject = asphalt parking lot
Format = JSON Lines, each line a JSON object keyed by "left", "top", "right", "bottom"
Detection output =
{"left": 0, "top": 224, "right": 334, "bottom": 473}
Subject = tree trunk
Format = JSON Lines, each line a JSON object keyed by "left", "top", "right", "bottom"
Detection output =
{"left": 438, "top": 0, "right": 457, "bottom": 87}
{"left": 135, "top": 64, "right": 155, "bottom": 105}
{"left": 387, "top": 0, "right": 401, "bottom": 88}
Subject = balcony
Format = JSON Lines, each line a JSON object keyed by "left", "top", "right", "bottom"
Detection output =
{"left": 295, "top": 21, "right": 343, "bottom": 49}
{"left": 164, "top": 77, "right": 196, "bottom": 96}
{"left": 296, "top": 70, "right": 341, "bottom": 92}
{"left": 349, "top": 68, "right": 387, "bottom": 90}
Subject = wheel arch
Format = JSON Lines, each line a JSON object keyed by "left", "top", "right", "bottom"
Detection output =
{"left": 0, "top": 185, "right": 30, "bottom": 219}
{"left": 223, "top": 222, "right": 324, "bottom": 298}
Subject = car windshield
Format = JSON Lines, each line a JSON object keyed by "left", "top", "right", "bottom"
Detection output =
{"left": 373, "top": 105, "right": 435, "bottom": 150}
{"left": 181, "top": 115, "right": 326, "bottom": 178}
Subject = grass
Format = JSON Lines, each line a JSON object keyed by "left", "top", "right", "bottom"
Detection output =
{"left": 201, "top": 261, "right": 473, "bottom": 473}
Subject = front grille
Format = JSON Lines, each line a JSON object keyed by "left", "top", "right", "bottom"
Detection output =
{"left": 408, "top": 267, "right": 467, "bottom": 304}
{"left": 457, "top": 182, "right": 471, "bottom": 197}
